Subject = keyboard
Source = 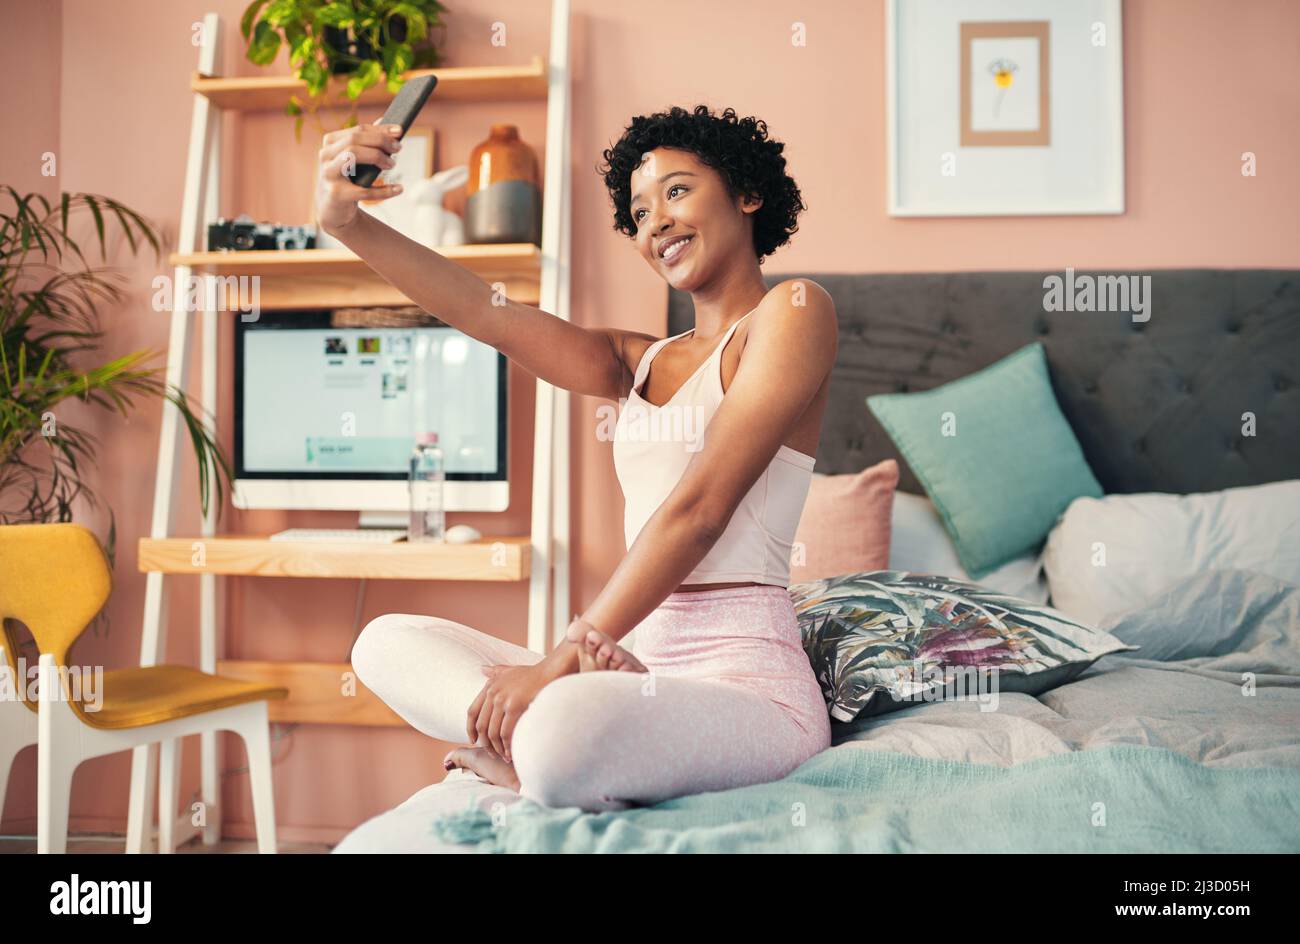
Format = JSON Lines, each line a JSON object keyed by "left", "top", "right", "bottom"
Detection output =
{"left": 269, "top": 528, "right": 407, "bottom": 543}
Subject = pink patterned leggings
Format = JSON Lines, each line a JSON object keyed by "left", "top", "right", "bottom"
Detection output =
{"left": 350, "top": 584, "right": 832, "bottom": 812}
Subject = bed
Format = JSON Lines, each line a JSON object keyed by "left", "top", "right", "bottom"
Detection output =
{"left": 334, "top": 269, "right": 1300, "bottom": 853}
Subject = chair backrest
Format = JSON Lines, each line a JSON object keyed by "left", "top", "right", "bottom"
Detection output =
{"left": 0, "top": 523, "right": 111, "bottom": 669}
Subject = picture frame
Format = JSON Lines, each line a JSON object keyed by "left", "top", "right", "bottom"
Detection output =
{"left": 886, "top": 0, "right": 1124, "bottom": 216}
{"left": 959, "top": 20, "right": 1051, "bottom": 147}
{"left": 361, "top": 126, "right": 435, "bottom": 205}
{"left": 356, "top": 126, "right": 437, "bottom": 239}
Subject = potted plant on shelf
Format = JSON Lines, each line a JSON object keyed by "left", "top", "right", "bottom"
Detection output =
{"left": 240, "top": 0, "right": 448, "bottom": 139}
{"left": 0, "top": 185, "right": 233, "bottom": 570}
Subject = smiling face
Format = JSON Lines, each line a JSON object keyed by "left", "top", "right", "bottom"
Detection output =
{"left": 629, "top": 147, "right": 763, "bottom": 290}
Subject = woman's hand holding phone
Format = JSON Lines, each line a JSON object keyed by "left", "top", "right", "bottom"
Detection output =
{"left": 313, "top": 124, "right": 405, "bottom": 234}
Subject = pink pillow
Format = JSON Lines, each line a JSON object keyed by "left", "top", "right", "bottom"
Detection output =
{"left": 790, "top": 459, "right": 899, "bottom": 584}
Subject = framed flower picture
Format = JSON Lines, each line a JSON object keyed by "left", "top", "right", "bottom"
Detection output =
{"left": 886, "top": 0, "right": 1124, "bottom": 216}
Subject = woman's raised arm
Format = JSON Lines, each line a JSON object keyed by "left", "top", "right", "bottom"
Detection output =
{"left": 315, "top": 122, "right": 627, "bottom": 401}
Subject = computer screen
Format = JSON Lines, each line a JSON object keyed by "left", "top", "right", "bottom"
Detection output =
{"left": 235, "top": 309, "right": 506, "bottom": 482}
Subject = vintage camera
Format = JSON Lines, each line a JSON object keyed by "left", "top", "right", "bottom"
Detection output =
{"left": 207, "top": 215, "right": 318, "bottom": 252}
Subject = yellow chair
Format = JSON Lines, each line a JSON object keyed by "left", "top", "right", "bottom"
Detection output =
{"left": 0, "top": 523, "right": 288, "bottom": 853}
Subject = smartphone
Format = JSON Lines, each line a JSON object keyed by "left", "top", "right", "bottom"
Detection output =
{"left": 348, "top": 74, "right": 439, "bottom": 188}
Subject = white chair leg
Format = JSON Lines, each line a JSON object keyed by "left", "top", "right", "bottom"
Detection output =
{"left": 239, "top": 710, "right": 278, "bottom": 854}
{"left": 200, "top": 729, "right": 221, "bottom": 845}
{"left": 126, "top": 742, "right": 158, "bottom": 854}
{"left": 36, "top": 751, "right": 75, "bottom": 854}
{"left": 0, "top": 746, "right": 11, "bottom": 830}
{"left": 36, "top": 655, "right": 75, "bottom": 854}
{"left": 158, "top": 738, "right": 179, "bottom": 854}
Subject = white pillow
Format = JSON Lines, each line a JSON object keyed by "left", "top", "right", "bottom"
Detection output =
{"left": 889, "top": 491, "right": 1049, "bottom": 604}
{"left": 1042, "top": 480, "right": 1300, "bottom": 626}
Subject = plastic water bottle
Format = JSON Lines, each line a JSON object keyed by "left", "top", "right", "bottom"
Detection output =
{"left": 409, "top": 431, "right": 446, "bottom": 542}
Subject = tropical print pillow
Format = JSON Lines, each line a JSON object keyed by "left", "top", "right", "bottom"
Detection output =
{"left": 789, "top": 570, "right": 1138, "bottom": 722}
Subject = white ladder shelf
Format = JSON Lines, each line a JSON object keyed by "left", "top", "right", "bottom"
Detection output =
{"left": 127, "top": 3, "right": 573, "bottom": 852}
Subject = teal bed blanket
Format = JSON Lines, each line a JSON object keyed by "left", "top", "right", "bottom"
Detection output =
{"left": 429, "top": 743, "right": 1300, "bottom": 853}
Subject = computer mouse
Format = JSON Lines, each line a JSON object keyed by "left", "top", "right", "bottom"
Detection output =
{"left": 445, "top": 524, "right": 482, "bottom": 544}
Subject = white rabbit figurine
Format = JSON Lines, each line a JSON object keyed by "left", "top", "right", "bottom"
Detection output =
{"left": 412, "top": 165, "right": 469, "bottom": 248}
{"left": 317, "top": 164, "right": 469, "bottom": 250}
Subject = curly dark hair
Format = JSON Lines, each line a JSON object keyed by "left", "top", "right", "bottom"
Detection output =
{"left": 597, "top": 105, "right": 805, "bottom": 265}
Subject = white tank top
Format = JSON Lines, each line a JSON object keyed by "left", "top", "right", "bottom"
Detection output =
{"left": 612, "top": 309, "right": 816, "bottom": 587}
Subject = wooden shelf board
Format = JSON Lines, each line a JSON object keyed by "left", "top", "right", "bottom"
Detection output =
{"left": 170, "top": 244, "right": 541, "bottom": 308}
{"left": 139, "top": 535, "right": 530, "bottom": 581}
{"left": 194, "top": 57, "right": 548, "bottom": 111}
{"left": 218, "top": 660, "right": 406, "bottom": 727}
{"left": 172, "top": 244, "right": 538, "bottom": 274}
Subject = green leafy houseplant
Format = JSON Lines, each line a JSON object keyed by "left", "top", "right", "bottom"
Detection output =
{"left": 241, "top": 0, "right": 448, "bottom": 138}
{"left": 0, "top": 185, "right": 233, "bottom": 567}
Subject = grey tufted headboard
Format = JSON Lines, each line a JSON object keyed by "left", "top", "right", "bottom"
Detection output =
{"left": 668, "top": 269, "right": 1300, "bottom": 495}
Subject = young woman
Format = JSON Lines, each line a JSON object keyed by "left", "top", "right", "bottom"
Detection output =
{"left": 322, "top": 104, "right": 838, "bottom": 812}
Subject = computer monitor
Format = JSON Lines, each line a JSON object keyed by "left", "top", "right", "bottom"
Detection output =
{"left": 233, "top": 308, "right": 508, "bottom": 515}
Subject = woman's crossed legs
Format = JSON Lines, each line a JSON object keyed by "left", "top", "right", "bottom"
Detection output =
{"left": 351, "top": 613, "right": 817, "bottom": 812}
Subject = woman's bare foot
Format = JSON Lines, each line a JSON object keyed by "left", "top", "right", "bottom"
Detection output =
{"left": 443, "top": 746, "right": 520, "bottom": 791}
{"left": 577, "top": 627, "right": 648, "bottom": 673}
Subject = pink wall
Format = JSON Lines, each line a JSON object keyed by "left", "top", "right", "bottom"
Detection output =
{"left": 0, "top": 2, "right": 61, "bottom": 201}
{"left": 2, "top": 0, "right": 1297, "bottom": 843}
